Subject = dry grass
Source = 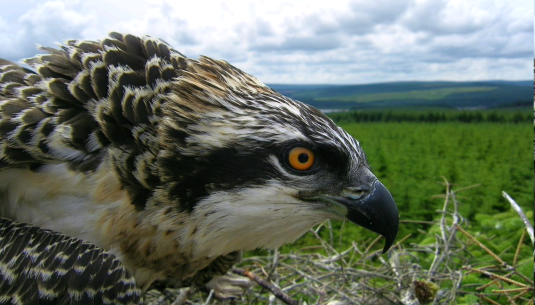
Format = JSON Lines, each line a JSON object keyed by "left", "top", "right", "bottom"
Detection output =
{"left": 144, "top": 179, "right": 533, "bottom": 305}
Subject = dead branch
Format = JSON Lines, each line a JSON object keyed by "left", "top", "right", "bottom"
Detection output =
{"left": 502, "top": 191, "right": 534, "bottom": 245}
{"left": 231, "top": 267, "right": 298, "bottom": 305}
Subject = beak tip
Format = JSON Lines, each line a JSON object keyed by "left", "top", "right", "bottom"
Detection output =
{"left": 372, "top": 181, "right": 399, "bottom": 254}
{"left": 381, "top": 232, "right": 398, "bottom": 254}
{"left": 344, "top": 180, "right": 399, "bottom": 254}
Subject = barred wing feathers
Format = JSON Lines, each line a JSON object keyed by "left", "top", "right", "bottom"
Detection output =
{"left": 0, "top": 218, "right": 141, "bottom": 304}
{"left": 0, "top": 33, "right": 192, "bottom": 208}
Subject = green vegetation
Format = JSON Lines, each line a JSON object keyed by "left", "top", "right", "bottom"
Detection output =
{"left": 329, "top": 108, "right": 533, "bottom": 123}
{"left": 276, "top": 109, "right": 533, "bottom": 303}
{"left": 340, "top": 121, "right": 531, "bottom": 222}
{"left": 281, "top": 109, "right": 532, "bottom": 248}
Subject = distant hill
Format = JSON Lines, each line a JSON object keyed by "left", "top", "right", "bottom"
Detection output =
{"left": 267, "top": 81, "right": 533, "bottom": 110}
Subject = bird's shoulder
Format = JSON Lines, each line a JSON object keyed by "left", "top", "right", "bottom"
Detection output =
{"left": 0, "top": 33, "right": 185, "bottom": 173}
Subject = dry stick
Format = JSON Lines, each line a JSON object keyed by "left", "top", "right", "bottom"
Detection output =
{"left": 466, "top": 268, "right": 529, "bottom": 288}
{"left": 513, "top": 230, "right": 525, "bottom": 267}
{"left": 387, "top": 252, "right": 420, "bottom": 305}
{"left": 338, "top": 219, "right": 346, "bottom": 249}
{"left": 393, "top": 234, "right": 412, "bottom": 249}
{"left": 364, "top": 235, "right": 382, "bottom": 254}
{"left": 502, "top": 191, "right": 534, "bottom": 244}
{"left": 439, "top": 177, "right": 452, "bottom": 242}
{"left": 476, "top": 279, "right": 500, "bottom": 291}
{"left": 511, "top": 266, "right": 534, "bottom": 286}
{"left": 254, "top": 262, "right": 269, "bottom": 277}
{"left": 146, "top": 295, "right": 167, "bottom": 305}
{"left": 426, "top": 178, "right": 465, "bottom": 304}
{"left": 251, "top": 250, "right": 281, "bottom": 305}
{"left": 480, "top": 295, "right": 503, "bottom": 305}
{"left": 326, "top": 219, "right": 334, "bottom": 246}
{"left": 268, "top": 248, "right": 280, "bottom": 280}
{"left": 309, "top": 228, "right": 346, "bottom": 265}
{"left": 281, "top": 272, "right": 339, "bottom": 292}
{"left": 231, "top": 268, "right": 298, "bottom": 305}
{"left": 171, "top": 287, "right": 195, "bottom": 305}
{"left": 455, "top": 225, "right": 508, "bottom": 266}
{"left": 493, "top": 287, "right": 533, "bottom": 294}
{"left": 511, "top": 289, "right": 530, "bottom": 301}
{"left": 450, "top": 272, "right": 464, "bottom": 304}
{"left": 319, "top": 245, "right": 355, "bottom": 264}
{"left": 428, "top": 178, "right": 462, "bottom": 277}
{"left": 430, "top": 181, "right": 451, "bottom": 277}
{"left": 202, "top": 290, "right": 214, "bottom": 305}
{"left": 503, "top": 288, "right": 519, "bottom": 305}
{"left": 279, "top": 262, "right": 355, "bottom": 303}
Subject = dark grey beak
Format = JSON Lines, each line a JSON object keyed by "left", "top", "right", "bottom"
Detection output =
{"left": 300, "top": 167, "right": 399, "bottom": 253}
{"left": 341, "top": 180, "right": 399, "bottom": 253}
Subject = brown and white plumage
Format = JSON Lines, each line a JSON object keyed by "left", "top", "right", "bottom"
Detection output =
{"left": 0, "top": 218, "right": 140, "bottom": 304}
{"left": 0, "top": 32, "right": 399, "bottom": 303}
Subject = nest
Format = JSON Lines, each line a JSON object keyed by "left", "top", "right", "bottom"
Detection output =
{"left": 144, "top": 179, "right": 534, "bottom": 305}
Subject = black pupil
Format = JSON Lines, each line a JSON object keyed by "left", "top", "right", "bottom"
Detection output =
{"left": 297, "top": 153, "right": 309, "bottom": 164}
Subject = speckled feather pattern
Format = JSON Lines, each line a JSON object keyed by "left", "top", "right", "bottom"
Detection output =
{"left": 0, "top": 218, "right": 141, "bottom": 304}
{"left": 0, "top": 32, "right": 368, "bottom": 300}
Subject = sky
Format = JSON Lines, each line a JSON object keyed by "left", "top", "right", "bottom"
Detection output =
{"left": 0, "top": 0, "right": 532, "bottom": 84}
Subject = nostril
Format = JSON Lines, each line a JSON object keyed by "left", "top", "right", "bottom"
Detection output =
{"left": 342, "top": 188, "right": 368, "bottom": 200}
{"left": 345, "top": 186, "right": 369, "bottom": 192}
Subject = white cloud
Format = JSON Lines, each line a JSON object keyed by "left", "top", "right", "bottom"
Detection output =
{"left": 0, "top": 1, "right": 94, "bottom": 59}
{"left": 0, "top": 0, "right": 531, "bottom": 84}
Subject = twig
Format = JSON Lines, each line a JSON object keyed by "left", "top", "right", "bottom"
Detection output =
{"left": 428, "top": 177, "right": 462, "bottom": 277}
{"left": 364, "top": 235, "right": 382, "bottom": 254}
{"left": 476, "top": 279, "right": 500, "bottom": 291}
{"left": 502, "top": 191, "right": 534, "bottom": 244}
{"left": 388, "top": 251, "right": 420, "bottom": 305}
{"left": 309, "top": 228, "right": 346, "bottom": 264}
{"left": 231, "top": 268, "right": 298, "bottom": 305}
{"left": 456, "top": 225, "right": 507, "bottom": 266}
{"left": 493, "top": 287, "right": 533, "bottom": 294}
{"left": 202, "top": 290, "right": 214, "bottom": 305}
{"left": 439, "top": 177, "right": 452, "bottom": 243}
{"left": 480, "top": 295, "right": 502, "bottom": 305}
{"left": 279, "top": 262, "right": 355, "bottom": 303}
{"left": 513, "top": 230, "right": 525, "bottom": 267}
{"left": 465, "top": 268, "right": 529, "bottom": 288}
{"left": 171, "top": 287, "right": 196, "bottom": 305}
{"left": 268, "top": 248, "right": 280, "bottom": 280}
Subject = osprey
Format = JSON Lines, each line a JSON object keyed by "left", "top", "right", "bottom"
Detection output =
{"left": 0, "top": 33, "right": 398, "bottom": 303}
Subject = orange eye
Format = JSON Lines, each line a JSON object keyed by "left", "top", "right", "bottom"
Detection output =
{"left": 288, "top": 147, "right": 315, "bottom": 171}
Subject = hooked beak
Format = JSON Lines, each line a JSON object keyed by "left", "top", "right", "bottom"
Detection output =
{"left": 305, "top": 169, "right": 399, "bottom": 253}
{"left": 339, "top": 180, "right": 399, "bottom": 253}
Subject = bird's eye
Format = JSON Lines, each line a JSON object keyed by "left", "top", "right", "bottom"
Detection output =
{"left": 288, "top": 147, "right": 315, "bottom": 171}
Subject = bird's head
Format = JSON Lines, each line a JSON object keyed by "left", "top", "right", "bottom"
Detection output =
{"left": 151, "top": 56, "right": 399, "bottom": 256}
